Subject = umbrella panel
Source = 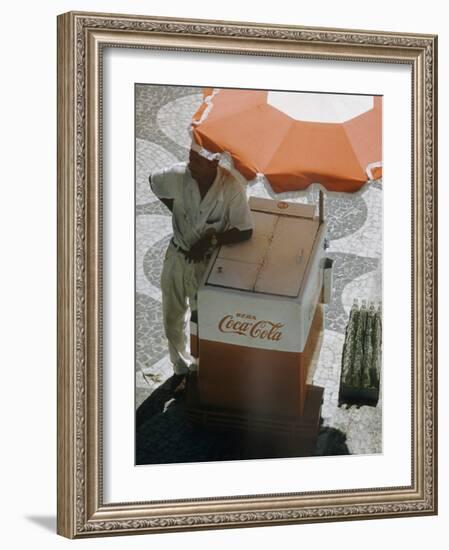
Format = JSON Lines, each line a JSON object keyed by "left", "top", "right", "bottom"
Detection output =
{"left": 192, "top": 89, "right": 382, "bottom": 192}
{"left": 193, "top": 102, "right": 294, "bottom": 181}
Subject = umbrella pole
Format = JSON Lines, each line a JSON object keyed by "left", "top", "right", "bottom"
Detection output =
{"left": 319, "top": 189, "right": 325, "bottom": 224}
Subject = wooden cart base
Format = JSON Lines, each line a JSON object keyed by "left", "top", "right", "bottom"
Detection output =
{"left": 186, "top": 374, "right": 324, "bottom": 456}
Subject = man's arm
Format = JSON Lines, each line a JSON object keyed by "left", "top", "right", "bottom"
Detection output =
{"left": 187, "top": 227, "right": 252, "bottom": 262}
{"left": 216, "top": 227, "right": 253, "bottom": 246}
{"left": 148, "top": 174, "right": 174, "bottom": 212}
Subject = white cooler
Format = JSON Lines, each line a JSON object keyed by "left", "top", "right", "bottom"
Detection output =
{"left": 194, "top": 197, "right": 331, "bottom": 417}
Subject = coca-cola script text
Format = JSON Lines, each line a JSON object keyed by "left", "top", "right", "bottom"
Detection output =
{"left": 218, "top": 315, "right": 284, "bottom": 341}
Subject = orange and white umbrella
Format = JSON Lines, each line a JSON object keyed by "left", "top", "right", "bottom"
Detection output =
{"left": 191, "top": 88, "right": 382, "bottom": 193}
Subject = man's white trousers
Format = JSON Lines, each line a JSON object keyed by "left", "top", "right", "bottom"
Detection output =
{"left": 161, "top": 243, "right": 209, "bottom": 375}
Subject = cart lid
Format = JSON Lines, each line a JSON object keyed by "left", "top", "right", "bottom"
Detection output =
{"left": 206, "top": 198, "right": 320, "bottom": 297}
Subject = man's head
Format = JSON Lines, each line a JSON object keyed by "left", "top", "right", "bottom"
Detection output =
{"left": 188, "top": 148, "right": 219, "bottom": 187}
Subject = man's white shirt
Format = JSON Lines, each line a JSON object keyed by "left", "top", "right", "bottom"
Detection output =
{"left": 149, "top": 162, "right": 253, "bottom": 250}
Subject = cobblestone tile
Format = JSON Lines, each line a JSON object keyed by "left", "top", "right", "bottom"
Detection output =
{"left": 331, "top": 405, "right": 382, "bottom": 454}
{"left": 136, "top": 214, "right": 172, "bottom": 299}
{"left": 136, "top": 293, "right": 167, "bottom": 374}
{"left": 341, "top": 269, "right": 382, "bottom": 316}
{"left": 325, "top": 253, "right": 379, "bottom": 333}
{"left": 143, "top": 234, "right": 172, "bottom": 289}
{"left": 325, "top": 193, "right": 367, "bottom": 240}
{"left": 136, "top": 138, "right": 179, "bottom": 205}
{"left": 312, "top": 330, "right": 345, "bottom": 420}
{"left": 157, "top": 93, "right": 203, "bottom": 147}
{"left": 136, "top": 84, "right": 201, "bottom": 161}
{"left": 136, "top": 201, "right": 171, "bottom": 217}
{"left": 329, "top": 186, "right": 382, "bottom": 259}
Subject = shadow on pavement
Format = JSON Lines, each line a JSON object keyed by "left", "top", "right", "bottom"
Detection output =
{"left": 136, "top": 375, "right": 176, "bottom": 429}
{"left": 136, "top": 376, "right": 349, "bottom": 465}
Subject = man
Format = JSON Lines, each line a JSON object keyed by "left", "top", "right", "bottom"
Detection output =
{"left": 149, "top": 142, "right": 253, "bottom": 391}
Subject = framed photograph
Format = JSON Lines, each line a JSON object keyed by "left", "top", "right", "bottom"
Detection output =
{"left": 57, "top": 11, "right": 438, "bottom": 538}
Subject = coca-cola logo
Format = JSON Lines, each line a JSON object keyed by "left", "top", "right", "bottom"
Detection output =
{"left": 218, "top": 313, "right": 284, "bottom": 341}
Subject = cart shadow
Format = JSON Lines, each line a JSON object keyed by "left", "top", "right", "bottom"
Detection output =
{"left": 136, "top": 377, "right": 349, "bottom": 464}
{"left": 136, "top": 375, "right": 176, "bottom": 429}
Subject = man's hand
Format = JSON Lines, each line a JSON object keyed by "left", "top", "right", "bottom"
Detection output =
{"left": 186, "top": 227, "right": 253, "bottom": 263}
{"left": 186, "top": 234, "right": 213, "bottom": 262}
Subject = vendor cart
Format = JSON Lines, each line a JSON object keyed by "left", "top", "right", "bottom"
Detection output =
{"left": 186, "top": 195, "right": 333, "bottom": 454}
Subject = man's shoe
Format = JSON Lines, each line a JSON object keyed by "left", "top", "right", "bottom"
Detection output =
{"left": 170, "top": 373, "right": 187, "bottom": 395}
{"left": 173, "top": 377, "right": 187, "bottom": 397}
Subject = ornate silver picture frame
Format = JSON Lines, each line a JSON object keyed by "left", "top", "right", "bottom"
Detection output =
{"left": 57, "top": 11, "right": 437, "bottom": 538}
